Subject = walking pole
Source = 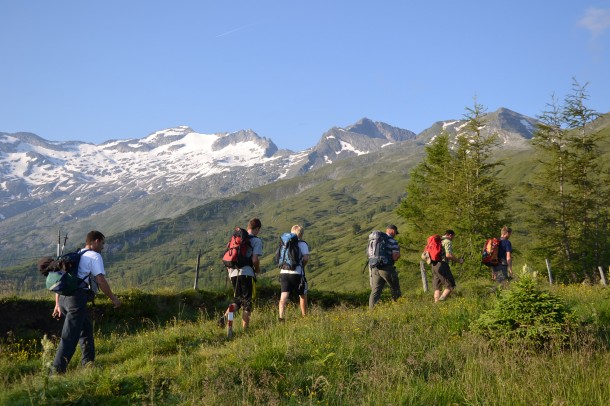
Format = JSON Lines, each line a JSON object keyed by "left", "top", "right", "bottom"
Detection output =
{"left": 57, "top": 230, "right": 61, "bottom": 257}
{"left": 61, "top": 234, "right": 68, "bottom": 255}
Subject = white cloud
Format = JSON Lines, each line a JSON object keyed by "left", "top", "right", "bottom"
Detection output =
{"left": 578, "top": 7, "right": 610, "bottom": 37}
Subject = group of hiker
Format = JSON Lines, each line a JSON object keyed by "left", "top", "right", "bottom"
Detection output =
{"left": 43, "top": 220, "right": 512, "bottom": 374}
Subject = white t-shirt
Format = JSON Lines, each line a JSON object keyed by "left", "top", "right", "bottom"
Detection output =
{"left": 280, "top": 240, "right": 310, "bottom": 276}
{"left": 228, "top": 236, "right": 263, "bottom": 278}
{"left": 77, "top": 249, "right": 105, "bottom": 292}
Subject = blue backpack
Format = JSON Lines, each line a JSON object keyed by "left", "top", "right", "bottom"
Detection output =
{"left": 274, "top": 232, "right": 302, "bottom": 270}
{"left": 39, "top": 249, "right": 91, "bottom": 296}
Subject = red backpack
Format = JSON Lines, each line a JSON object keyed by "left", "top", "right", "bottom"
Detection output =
{"left": 423, "top": 234, "right": 443, "bottom": 263}
{"left": 222, "top": 227, "right": 252, "bottom": 268}
{"left": 481, "top": 238, "right": 500, "bottom": 267}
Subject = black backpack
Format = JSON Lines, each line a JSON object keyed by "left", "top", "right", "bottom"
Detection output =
{"left": 38, "top": 249, "right": 91, "bottom": 296}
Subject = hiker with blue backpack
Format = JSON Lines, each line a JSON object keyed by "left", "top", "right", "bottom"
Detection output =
{"left": 50, "top": 230, "right": 121, "bottom": 374}
{"left": 368, "top": 225, "right": 402, "bottom": 309}
{"left": 277, "top": 224, "right": 310, "bottom": 321}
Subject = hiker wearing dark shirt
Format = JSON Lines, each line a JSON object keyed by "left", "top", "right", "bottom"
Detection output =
{"left": 369, "top": 225, "right": 402, "bottom": 309}
{"left": 492, "top": 226, "right": 513, "bottom": 283}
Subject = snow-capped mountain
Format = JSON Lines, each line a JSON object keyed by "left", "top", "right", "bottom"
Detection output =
{"left": 0, "top": 110, "right": 536, "bottom": 263}
{"left": 417, "top": 107, "right": 538, "bottom": 149}
{"left": 0, "top": 119, "right": 413, "bottom": 253}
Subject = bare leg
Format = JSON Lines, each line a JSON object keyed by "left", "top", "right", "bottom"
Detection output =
{"left": 299, "top": 295, "right": 307, "bottom": 316}
{"left": 434, "top": 289, "right": 441, "bottom": 302}
{"left": 279, "top": 292, "right": 290, "bottom": 319}
{"left": 439, "top": 288, "right": 453, "bottom": 301}
{"left": 242, "top": 310, "right": 251, "bottom": 329}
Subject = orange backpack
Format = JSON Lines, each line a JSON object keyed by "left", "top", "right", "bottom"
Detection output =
{"left": 481, "top": 238, "right": 500, "bottom": 267}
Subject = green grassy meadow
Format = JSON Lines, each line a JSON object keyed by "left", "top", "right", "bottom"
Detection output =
{"left": 1, "top": 274, "right": 609, "bottom": 405}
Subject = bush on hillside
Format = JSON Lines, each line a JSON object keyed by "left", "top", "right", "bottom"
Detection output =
{"left": 470, "top": 277, "right": 578, "bottom": 350}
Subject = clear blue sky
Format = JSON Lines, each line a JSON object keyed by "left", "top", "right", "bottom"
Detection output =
{"left": 1, "top": 1, "right": 609, "bottom": 152}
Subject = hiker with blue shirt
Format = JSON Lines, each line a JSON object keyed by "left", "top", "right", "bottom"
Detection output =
{"left": 369, "top": 225, "right": 402, "bottom": 309}
{"left": 51, "top": 230, "right": 121, "bottom": 374}
{"left": 278, "top": 224, "right": 310, "bottom": 321}
{"left": 492, "top": 226, "right": 513, "bottom": 284}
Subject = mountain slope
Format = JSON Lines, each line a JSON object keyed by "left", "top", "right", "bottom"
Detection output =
{"left": 0, "top": 110, "right": 539, "bottom": 272}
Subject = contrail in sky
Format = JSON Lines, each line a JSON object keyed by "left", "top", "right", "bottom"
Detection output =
{"left": 216, "top": 22, "right": 259, "bottom": 38}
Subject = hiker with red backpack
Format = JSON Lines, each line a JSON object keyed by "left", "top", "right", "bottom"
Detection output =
{"left": 492, "top": 226, "right": 513, "bottom": 283}
{"left": 433, "top": 229, "right": 464, "bottom": 302}
{"left": 219, "top": 218, "right": 263, "bottom": 330}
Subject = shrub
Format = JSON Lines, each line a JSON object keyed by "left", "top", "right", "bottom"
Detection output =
{"left": 470, "top": 277, "right": 578, "bottom": 350}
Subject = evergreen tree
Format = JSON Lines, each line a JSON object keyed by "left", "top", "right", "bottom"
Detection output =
{"left": 528, "top": 80, "right": 609, "bottom": 280}
{"left": 452, "top": 101, "right": 508, "bottom": 259}
{"left": 398, "top": 100, "right": 508, "bottom": 261}
{"left": 397, "top": 132, "right": 453, "bottom": 243}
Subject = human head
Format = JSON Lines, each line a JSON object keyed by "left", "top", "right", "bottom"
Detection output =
{"left": 86, "top": 230, "right": 106, "bottom": 253}
{"left": 386, "top": 224, "right": 399, "bottom": 237}
{"left": 291, "top": 224, "right": 304, "bottom": 239}
{"left": 501, "top": 226, "right": 512, "bottom": 238}
{"left": 248, "top": 218, "right": 262, "bottom": 233}
{"left": 444, "top": 229, "right": 456, "bottom": 239}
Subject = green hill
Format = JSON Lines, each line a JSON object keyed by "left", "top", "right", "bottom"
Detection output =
{"left": 2, "top": 113, "right": 609, "bottom": 296}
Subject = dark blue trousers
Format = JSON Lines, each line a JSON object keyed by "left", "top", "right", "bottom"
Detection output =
{"left": 52, "top": 290, "right": 94, "bottom": 373}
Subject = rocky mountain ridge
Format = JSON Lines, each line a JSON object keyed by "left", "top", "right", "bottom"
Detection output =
{"left": 0, "top": 109, "right": 536, "bottom": 264}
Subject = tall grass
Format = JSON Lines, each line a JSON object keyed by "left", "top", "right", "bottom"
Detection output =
{"left": 1, "top": 281, "right": 609, "bottom": 405}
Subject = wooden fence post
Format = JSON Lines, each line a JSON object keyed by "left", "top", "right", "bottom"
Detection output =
{"left": 545, "top": 258, "right": 554, "bottom": 285}
{"left": 598, "top": 266, "right": 608, "bottom": 287}
{"left": 420, "top": 261, "right": 428, "bottom": 292}
{"left": 193, "top": 249, "right": 201, "bottom": 290}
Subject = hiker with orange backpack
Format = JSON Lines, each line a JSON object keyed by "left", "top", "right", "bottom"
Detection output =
{"left": 492, "top": 226, "right": 513, "bottom": 284}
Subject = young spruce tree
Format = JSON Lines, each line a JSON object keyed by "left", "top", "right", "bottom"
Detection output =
{"left": 398, "top": 100, "right": 508, "bottom": 262}
{"left": 529, "top": 80, "right": 609, "bottom": 280}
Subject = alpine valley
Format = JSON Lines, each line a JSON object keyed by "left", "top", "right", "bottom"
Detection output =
{"left": 2, "top": 107, "right": 607, "bottom": 294}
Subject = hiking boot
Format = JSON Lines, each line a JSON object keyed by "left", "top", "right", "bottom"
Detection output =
{"left": 217, "top": 316, "right": 226, "bottom": 328}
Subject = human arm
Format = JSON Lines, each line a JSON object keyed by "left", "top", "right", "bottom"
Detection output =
{"left": 52, "top": 293, "right": 61, "bottom": 318}
{"left": 392, "top": 250, "right": 400, "bottom": 262}
{"left": 252, "top": 254, "right": 261, "bottom": 274}
{"left": 506, "top": 251, "right": 513, "bottom": 276}
{"left": 95, "top": 274, "right": 122, "bottom": 308}
{"left": 443, "top": 240, "right": 464, "bottom": 264}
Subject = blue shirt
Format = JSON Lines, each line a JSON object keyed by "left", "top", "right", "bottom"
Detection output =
{"left": 498, "top": 238, "right": 512, "bottom": 261}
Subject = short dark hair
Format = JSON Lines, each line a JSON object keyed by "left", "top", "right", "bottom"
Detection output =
{"left": 248, "top": 218, "right": 262, "bottom": 230}
{"left": 445, "top": 229, "right": 455, "bottom": 236}
{"left": 86, "top": 230, "right": 105, "bottom": 244}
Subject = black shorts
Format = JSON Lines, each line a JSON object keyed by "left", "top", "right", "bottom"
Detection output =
{"left": 279, "top": 273, "right": 307, "bottom": 296}
{"left": 231, "top": 275, "right": 254, "bottom": 312}
{"left": 432, "top": 261, "right": 456, "bottom": 290}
